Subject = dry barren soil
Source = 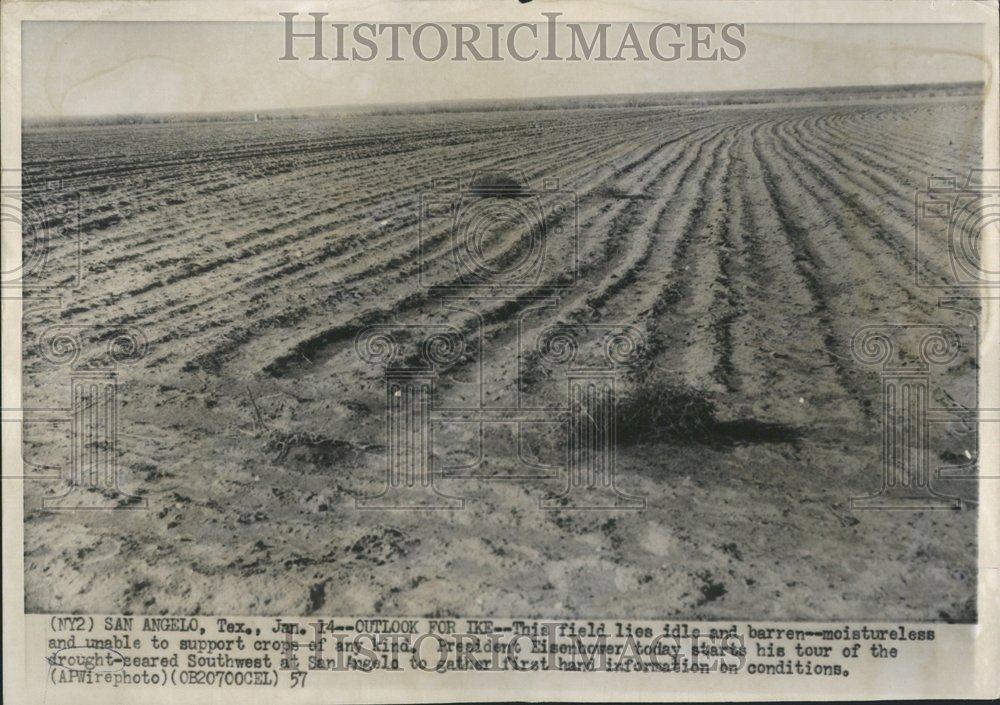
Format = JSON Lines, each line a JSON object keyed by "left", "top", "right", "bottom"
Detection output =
{"left": 20, "top": 87, "right": 982, "bottom": 620}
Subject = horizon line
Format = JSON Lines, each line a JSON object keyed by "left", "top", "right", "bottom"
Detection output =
{"left": 22, "top": 79, "right": 985, "bottom": 125}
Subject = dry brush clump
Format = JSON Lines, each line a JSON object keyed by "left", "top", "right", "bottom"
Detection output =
{"left": 615, "top": 379, "right": 720, "bottom": 446}
{"left": 615, "top": 378, "right": 800, "bottom": 447}
{"left": 263, "top": 429, "right": 361, "bottom": 465}
{"left": 467, "top": 172, "right": 528, "bottom": 197}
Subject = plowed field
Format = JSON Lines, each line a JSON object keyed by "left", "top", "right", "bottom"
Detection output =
{"left": 20, "top": 87, "right": 982, "bottom": 620}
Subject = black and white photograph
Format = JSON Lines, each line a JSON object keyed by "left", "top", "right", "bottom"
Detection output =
{"left": 3, "top": 1, "right": 999, "bottom": 702}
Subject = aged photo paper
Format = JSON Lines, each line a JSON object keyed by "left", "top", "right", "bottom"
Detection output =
{"left": 2, "top": 0, "right": 999, "bottom": 701}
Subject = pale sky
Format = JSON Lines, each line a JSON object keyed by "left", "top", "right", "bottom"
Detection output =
{"left": 21, "top": 21, "right": 987, "bottom": 118}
